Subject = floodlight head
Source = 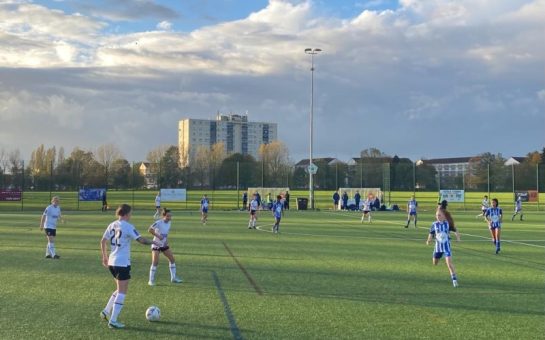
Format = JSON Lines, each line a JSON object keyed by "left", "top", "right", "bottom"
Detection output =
{"left": 315, "top": 48, "right": 322, "bottom": 52}
{"left": 304, "top": 48, "right": 312, "bottom": 52}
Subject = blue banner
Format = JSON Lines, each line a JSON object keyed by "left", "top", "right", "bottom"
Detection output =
{"left": 79, "top": 188, "right": 106, "bottom": 201}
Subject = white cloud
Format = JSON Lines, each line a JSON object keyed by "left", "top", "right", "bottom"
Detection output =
{"left": 156, "top": 20, "right": 172, "bottom": 31}
{"left": 0, "top": 0, "right": 543, "bottom": 161}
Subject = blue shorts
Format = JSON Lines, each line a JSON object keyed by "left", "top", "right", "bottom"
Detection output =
{"left": 489, "top": 225, "right": 501, "bottom": 230}
{"left": 433, "top": 250, "right": 451, "bottom": 259}
{"left": 152, "top": 246, "right": 170, "bottom": 252}
{"left": 250, "top": 210, "right": 256, "bottom": 216}
{"left": 202, "top": 208, "right": 208, "bottom": 213}
{"left": 409, "top": 211, "right": 417, "bottom": 216}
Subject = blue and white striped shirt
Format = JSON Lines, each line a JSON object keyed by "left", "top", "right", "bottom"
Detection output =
{"left": 430, "top": 220, "right": 451, "bottom": 255}
{"left": 485, "top": 207, "right": 502, "bottom": 228}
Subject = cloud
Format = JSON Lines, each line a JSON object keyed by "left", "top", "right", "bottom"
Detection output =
{"left": 73, "top": 0, "right": 179, "bottom": 21}
{"left": 156, "top": 20, "right": 172, "bottom": 31}
{"left": 0, "top": 0, "right": 543, "bottom": 162}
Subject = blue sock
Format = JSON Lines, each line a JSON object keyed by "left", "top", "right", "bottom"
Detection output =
{"left": 451, "top": 274, "right": 457, "bottom": 281}
{"left": 496, "top": 240, "right": 500, "bottom": 249}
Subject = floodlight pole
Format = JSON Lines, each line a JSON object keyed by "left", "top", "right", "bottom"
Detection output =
{"left": 305, "top": 47, "right": 322, "bottom": 209}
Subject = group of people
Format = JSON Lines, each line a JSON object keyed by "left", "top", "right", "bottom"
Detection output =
{"left": 41, "top": 196, "right": 184, "bottom": 329}
{"left": 332, "top": 190, "right": 380, "bottom": 212}
{"left": 247, "top": 192, "right": 286, "bottom": 234}
{"left": 242, "top": 191, "right": 290, "bottom": 212}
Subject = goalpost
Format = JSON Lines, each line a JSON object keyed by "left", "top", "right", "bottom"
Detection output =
{"left": 247, "top": 187, "right": 290, "bottom": 209}
{"left": 337, "top": 187, "right": 382, "bottom": 210}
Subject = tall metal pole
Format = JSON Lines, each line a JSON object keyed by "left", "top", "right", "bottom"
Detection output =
{"left": 305, "top": 48, "right": 321, "bottom": 209}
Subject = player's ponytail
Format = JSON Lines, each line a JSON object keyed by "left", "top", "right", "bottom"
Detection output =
{"left": 162, "top": 208, "right": 171, "bottom": 216}
{"left": 116, "top": 204, "right": 132, "bottom": 217}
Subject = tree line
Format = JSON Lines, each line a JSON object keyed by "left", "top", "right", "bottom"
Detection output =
{"left": 0, "top": 144, "right": 543, "bottom": 191}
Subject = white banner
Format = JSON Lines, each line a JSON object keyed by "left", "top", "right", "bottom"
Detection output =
{"left": 160, "top": 188, "right": 187, "bottom": 202}
{"left": 440, "top": 190, "right": 464, "bottom": 203}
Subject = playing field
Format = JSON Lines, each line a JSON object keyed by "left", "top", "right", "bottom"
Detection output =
{"left": 1, "top": 208, "right": 543, "bottom": 339}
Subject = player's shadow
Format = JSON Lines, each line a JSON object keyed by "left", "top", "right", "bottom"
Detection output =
{"left": 127, "top": 321, "right": 254, "bottom": 338}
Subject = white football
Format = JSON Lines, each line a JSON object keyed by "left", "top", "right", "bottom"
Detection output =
{"left": 145, "top": 305, "right": 161, "bottom": 322}
{"left": 436, "top": 231, "right": 448, "bottom": 244}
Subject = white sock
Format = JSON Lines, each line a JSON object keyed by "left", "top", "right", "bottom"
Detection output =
{"left": 48, "top": 242, "right": 56, "bottom": 256}
{"left": 149, "top": 265, "right": 157, "bottom": 282}
{"left": 45, "top": 244, "right": 50, "bottom": 256}
{"left": 110, "top": 293, "right": 125, "bottom": 322}
{"left": 253, "top": 220, "right": 256, "bottom": 227}
{"left": 169, "top": 263, "right": 176, "bottom": 280}
{"left": 104, "top": 291, "right": 117, "bottom": 314}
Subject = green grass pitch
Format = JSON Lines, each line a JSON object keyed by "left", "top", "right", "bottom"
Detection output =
{"left": 0, "top": 208, "right": 543, "bottom": 339}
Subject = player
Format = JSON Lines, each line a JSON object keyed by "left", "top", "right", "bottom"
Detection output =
{"left": 476, "top": 195, "right": 489, "bottom": 219}
{"left": 40, "top": 196, "right": 62, "bottom": 259}
{"left": 153, "top": 192, "right": 161, "bottom": 219}
{"left": 147, "top": 208, "right": 183, "bottom": 286}
{"left": 100, "top": 204, "right": 159, "bottom": 329}
{"left": 248, "top": 194, "right": 259, "bottom": 229}
{"left": 437, "top": 200, "right": 457, "bottom": 233}
{"left": 360, "top": 196, "right": 372, "bottom": 223}
{"left": 405, "top": 195, "right": 418, "bottom": 228}
{"left": 485, "top": 198, "right": 503, "bottom": 254}
{"left": 426, "top": 208, "right": 460, "bottom": 287}
{"left": 200, "top": 194, "right": 210, "bottom": 225}
{"left": 272, "top": 195, "right": 284, "bottom": 234}
{"left": 511, "top": 196, "right": 523, "bottom": 221}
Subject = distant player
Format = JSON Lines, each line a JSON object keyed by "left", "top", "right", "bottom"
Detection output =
{"left": 511, "top": 196, "right": 523, "bottom": 221}
{"left": 405, "top": 195, "right": 418, "bottom": 228}
{"left": 426, "top": 208, "right": 460, "bottom": 287}
{"left": 272, "top": 195, "right": 284, "bottom": 234}
{"left": 153, "top": 192, "right": 161, "bottom": 219}
{"left": 100, "top": 204, "right": 159, "bottom": 329}
{"left": 485, "top": 198, "right": 503, "bottom": 254}
{"left": 200, "top": 194, "right": 210, "bottom": 225}
{"left": 248, "top": 194, "right": 258, "bottom": 229}
{"left": 40, "top": 196, "right": 62, "bottom": 259}
{"left": 476, "top": 195, "right": 489, "bottom": 219}
{"left": 148, "top": 208, "right": 183, "bottom": 286}
{"left": 360, "top": 196, "right": 372, "bottom": 223}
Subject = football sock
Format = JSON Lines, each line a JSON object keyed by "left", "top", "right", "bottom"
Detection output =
{"left": 110, "top": 293, "right": 125, "bottom": 322}
{"left": 48, "top": 242, "right": 56, "bottom": 257}
{"left": 149, "top": 265, "right": 157, "bottom": 282}
{"left": 451, "top": 274, "right": 457, "bottom": 281}
{"left": 169, "top": 263, "right": 177, "bottom": 280}
{"left": 104, "top": 291, "right": 117, "bottom": 314}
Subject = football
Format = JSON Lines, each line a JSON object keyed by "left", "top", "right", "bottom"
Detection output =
{"left": 145, "top": 306, "right": 161, "bottom": 322}
{"left": 435, "top": 231, "right": 448, "bottom": 244}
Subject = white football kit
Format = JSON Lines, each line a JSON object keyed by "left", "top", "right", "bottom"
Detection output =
{"left": 102, "top": 220, "right": 141, "bottom": 267}
{"left": 43, "top": 204, "right": 61, "bottom": 229}
{"left": 150, "top": 219, "right": 171, "bottom": 248}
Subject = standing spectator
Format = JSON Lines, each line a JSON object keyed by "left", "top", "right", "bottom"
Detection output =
{"left": 40, "top": 196, "right": 62, "bottom": 259}
{"left": 153, "top": 192, "right": 161, "bottom": 219}
{"left": 255, "top": 192, "right": 262, "bottom": 210}
{"left": 354, "top": 191, "right": 361, "bottom": 210}
{"left": 284, "top": 191, "right": 290, "bottom": 210}
{"left": 341, "top": 191, "right": 349, "bottom": 210}
{"left": 332, "top": 191, "right": 340, "bottom": 210}
{"left": 242, "top": 192, "right": 248, "bottom": 210}
{"left": 485, "top": 198, "right": 503, "bottom": 254}
{"left": 512, "top": 196, "right": 523, "bottom": 221}
{"left": 101, "top": 191, "right": 108, "bottom": 212}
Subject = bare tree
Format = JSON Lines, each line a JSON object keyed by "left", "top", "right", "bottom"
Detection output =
{"left": 146, "top": 145, "right": 170, "bottom": 164}
{"left": 259, "top": 141, "right": 290, "bottom": 186}
{"left": 96, "top": 143, "right": 123, "bottom": 170}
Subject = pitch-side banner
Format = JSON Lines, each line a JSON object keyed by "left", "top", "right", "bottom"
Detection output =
{"left": 79, "top": 188, "right": 105, "bottom": 201}
{"left": 440, "top": 190, "right": 464, "bottom": 203}
{"left": 0, "top": 190, "right": 22, "bottom": 201}
{"left": 160, "top": 188, "right": 187, "bottom": 202}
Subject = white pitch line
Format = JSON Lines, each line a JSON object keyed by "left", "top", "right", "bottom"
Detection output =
{"left": 460, "top": 232, "right": 545, "bottom": 248}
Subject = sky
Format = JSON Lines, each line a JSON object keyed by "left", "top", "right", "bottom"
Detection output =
{"left": 0, "top": 0, "right": 544, "bottom": 164}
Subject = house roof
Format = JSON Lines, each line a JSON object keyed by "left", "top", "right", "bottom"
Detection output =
{"left": 420, "top": 157, "right": 472, "bottom": 164}
{"left": 295, "top": 158, "right": 342, "bottom": 167}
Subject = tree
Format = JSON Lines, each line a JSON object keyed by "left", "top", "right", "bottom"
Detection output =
{"left": 217, "top": 153, "right": 258, "bottom": 189}
{"left": 111, "top": 159, "right": 131, "bottom": 189}
{"left": 96, "top": 144, "right": 123, "bottom": 188}
{"left": 159, "top": 146, "right": 182, "bottom": 188}
{"left": 258, "top": 141, "right": 290, "bottom": 187}
{"left": 469, "top": 153, "right": 508, "bottom": 191}
{"left": 209, "top": 143, "right": 226, "bottom": 189}
{"left": 360, "top": 147, "right": 388, "bottom": 159}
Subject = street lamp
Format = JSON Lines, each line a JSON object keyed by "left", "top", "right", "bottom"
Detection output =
{"left": 305, "top": 47, "right": 322, "bottom": 209}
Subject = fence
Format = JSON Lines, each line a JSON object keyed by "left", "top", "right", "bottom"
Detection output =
{"left": 0, "top": 160, "right": 543, "bottom": 211}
